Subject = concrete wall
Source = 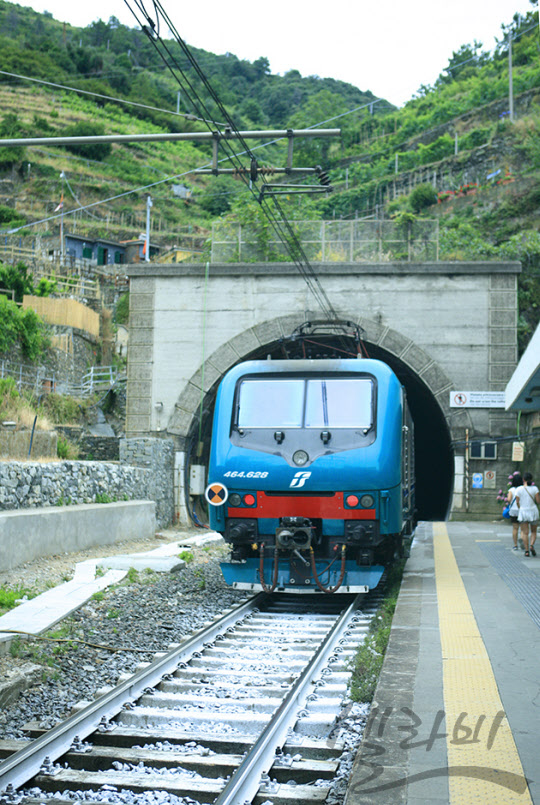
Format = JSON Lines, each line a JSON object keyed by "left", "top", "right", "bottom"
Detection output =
{"left": 0, "top": 430, "right": 57, "bottom": 459}
{"left": 0, "top": 501, "right": 156, "bottom": 571}
{"left": 125, "top": 260, "right": 521, "bottom": 521}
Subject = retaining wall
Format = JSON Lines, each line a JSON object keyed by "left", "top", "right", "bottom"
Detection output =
{"left": 0, "top": 430, "right": 57, "bottom": 459}
{"left": 0, "top": 435, "right": 174, "bottom": 528}
{"left": 0, "top": 501, "right": 156, "bottom": 571}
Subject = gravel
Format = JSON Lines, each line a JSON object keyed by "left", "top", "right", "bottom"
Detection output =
{"left": 0, "top": 529, "right": 244, "bottom": 738}
{"left": 0, "top": 532, "right": 371, "bottom": 805}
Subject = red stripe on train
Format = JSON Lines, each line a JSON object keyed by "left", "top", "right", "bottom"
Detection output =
{"left": 227, "top": 492, "right": 375, "bottom": 520}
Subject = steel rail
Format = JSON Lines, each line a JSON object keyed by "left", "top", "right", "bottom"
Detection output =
{"left": 0, "top": 593, "right": 267, "bottom": 794}
{"left": 0, "top": 129, "right": 340, "bottom": 148}
{"left": 214, "top": 593, "right": 364, "bottom": 805}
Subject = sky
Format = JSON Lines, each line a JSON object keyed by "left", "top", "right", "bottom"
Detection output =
{"left": 11, "top": 0, "right": 539, "bottom": 107}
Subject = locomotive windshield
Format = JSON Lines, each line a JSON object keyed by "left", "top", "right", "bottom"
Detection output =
{"left": 237, "top": 377, "right": 373, "bottom": 429}
{"left": 237, "top": 379, "right": 304, "bottom": 428}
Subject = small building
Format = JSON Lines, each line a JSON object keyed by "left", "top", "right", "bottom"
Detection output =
{"left": 65, "top": 234, "right": 126, "bottom": 266}
{"left": 158, "top": 246, "right": 204, "bottom": 263}
{"left": 120, "top": 238, "right": 161, "bottom": 263}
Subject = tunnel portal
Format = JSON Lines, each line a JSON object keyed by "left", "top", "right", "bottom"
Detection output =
{"left": 190, "top": 326, "right": 454, "bottom": 523}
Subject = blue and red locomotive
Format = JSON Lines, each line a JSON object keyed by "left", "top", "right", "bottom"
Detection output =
{"left": 206, "top": 358, "right": 415, "bottom": 593}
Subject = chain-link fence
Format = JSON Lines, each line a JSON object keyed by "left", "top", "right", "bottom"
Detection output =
{"left": 211, "top": 219, "right": 440, "bottom": 263}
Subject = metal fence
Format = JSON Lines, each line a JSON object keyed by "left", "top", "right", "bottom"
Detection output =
{"left": 211, "top": 218, "right": 440, "bottom": 263}
{"left": 59, "top": 366, "right": 121, "bottom": 397}
{"left": 0, "top": 359, "right": 57, "bottom": 397}
{"left": 0, "top": 361, "right": 121, "bottom": 399}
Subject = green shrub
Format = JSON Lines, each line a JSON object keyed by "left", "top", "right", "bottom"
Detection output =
{"left": 0, "top": 584, "right": 34, "bottom": 615}
{"left": 179, "top": 550, "right": 194, "bottom": 563}
{"left": 35, "top": 277, "right": 57, "bottom": 297}
{"left": 63, "top": 121, "right": 112, "bottom": 160}
{"left": 0, "top": 206, "right": 25, "bottom": 226}
{"left": 115, "top": 293, "right": 129, "bottom": 325}
{"left": 42, "top": 394, "right": 82, "bottom": 424}
{"left": 409, "top": 183, "right": 438, "bottom": 213}
{"left": 0, "top": 376, "right": 19, "bottom": 404}
{"left": 95, "top": 493, "right": 115, "bottom": 503}
{"left": 57, "top": 436, "right": 79, "bottom": 459}
{"left": 0, "top": 261, "right": 33, "bottom": 303}
{"left": 0, "top": 296, "right": 47, "bottom": 359}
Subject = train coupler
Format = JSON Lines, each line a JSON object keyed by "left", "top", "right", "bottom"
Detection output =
{"left": 276, "top": 516, "right": 314, "bottom": 551}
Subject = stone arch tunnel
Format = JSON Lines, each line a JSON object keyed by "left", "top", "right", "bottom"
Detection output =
{"left": 125, "top": 260, "right": 520, "bottom": 523}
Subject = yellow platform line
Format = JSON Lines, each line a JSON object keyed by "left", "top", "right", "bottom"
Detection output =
{"left": 433, "top": 522, "right": 532, "bottom": 803}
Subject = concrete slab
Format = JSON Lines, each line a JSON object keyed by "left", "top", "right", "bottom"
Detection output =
{"left": 0, "top": 568, "right": 127, "bottom": 652}
{"left": 0, "top": 663, "right": 43, "bottom": 707}
{"left": 96, "top": 555, "right": 185, "bottom": 573}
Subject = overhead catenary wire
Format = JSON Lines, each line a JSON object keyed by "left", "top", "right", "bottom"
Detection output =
{"left": 122, "top": 0, "right": 339, "bottom": 321}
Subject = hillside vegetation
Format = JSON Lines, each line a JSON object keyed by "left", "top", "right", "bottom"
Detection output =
{"left": 0, "top": 0, "right": 375, "bottom": 241}
{"left": 0, "top": 1, "right": 538, "bottom": 350}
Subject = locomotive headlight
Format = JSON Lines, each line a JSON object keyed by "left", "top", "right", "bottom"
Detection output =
{"left": 229, "top": 493, "right": 242, "bottom": 507}
{"left": 360, "top": 494, "right": 375, "bottom": 508}
{"left": 293, "top": 450, "right": 309, "bottom": 466}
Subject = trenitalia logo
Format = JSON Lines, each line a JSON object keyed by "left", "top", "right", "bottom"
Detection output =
{"left": 290, "top": 471, "right": 311, "bottom": 488}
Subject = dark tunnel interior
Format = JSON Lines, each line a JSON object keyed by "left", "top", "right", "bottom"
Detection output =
{"left": 193, "top": 330, "right": 454, "bottom": 522}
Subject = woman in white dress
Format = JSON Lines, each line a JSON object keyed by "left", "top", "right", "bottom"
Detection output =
{"left": 515, "top": 472, "right": 540, "bottom": 557}
{"left": 506, "top": 472, "right": 523, "bottom": 550}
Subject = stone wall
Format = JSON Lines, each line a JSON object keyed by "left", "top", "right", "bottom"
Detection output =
{"left": 120, "top": 437, "right": 175, "bottom": 527}
{"left": 80, "top": 436, "right": 119, "bottom": 461}
{"left": 0, "top": 436, "right": 175, "bottom": 529}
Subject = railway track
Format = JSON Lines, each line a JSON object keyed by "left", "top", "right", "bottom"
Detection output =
{"left": 0, "top": 590, "right": 381, "bottom": 805}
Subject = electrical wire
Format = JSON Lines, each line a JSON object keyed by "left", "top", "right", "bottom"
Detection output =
{"left": 122, "top": 0, "right": 339, "bottom": 321}
{"left": 0, "top": 68, "right": 215, "bottom": 125}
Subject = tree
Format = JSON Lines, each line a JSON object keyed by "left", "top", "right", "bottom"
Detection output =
{"left": 437, "top": 41, "right": 490, "bottom": 85}
{"left": 287, "top": 90, "right": 348, "bottom": 165}
{"left": 0, "top": 296, "right": 47, "bottom": 360}
{"left": 0, "top": 261, "right": 34, "bottom": 303}
{"left": 63, "top": 121, "right": 112, "bottom": 161}
{"left": 0, "top": 113, "right": 26, "bottom": 167}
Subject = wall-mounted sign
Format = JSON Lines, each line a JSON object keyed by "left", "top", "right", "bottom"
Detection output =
{"left": 450, "top": 391, "right": 506, "bottom": 408}
{"left": 512, "top": 442, "right": 525, "bottom": 462}
{"left": 484, "top": 470, "right": 496, "bottom": 489}
{"left": 472, "top": 472, "right": 484, "bottom": 489}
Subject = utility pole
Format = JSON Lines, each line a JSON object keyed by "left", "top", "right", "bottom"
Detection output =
{"left": 145, "top": 194, "right": 152, "bottom": 263}
{"left": 60, "top": 171, "right": 65, "bottom": 264}
{"left": 508, "top": 32, "right": 514, "bottom": 122}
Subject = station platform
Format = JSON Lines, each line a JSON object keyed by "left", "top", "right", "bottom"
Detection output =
{"left": 346, "top": 520, "right": 540, "bottom": 805}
